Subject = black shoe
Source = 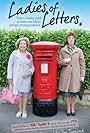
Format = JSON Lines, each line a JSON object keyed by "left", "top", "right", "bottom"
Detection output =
{"left": 71, "top": 112, "right": 76, "bottom": 116}
{"left": 66, "top": 112, "right": 71, "bottom": 116}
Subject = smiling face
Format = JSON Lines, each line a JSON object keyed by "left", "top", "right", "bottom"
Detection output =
{"left": 19, "top": 40, "right": 27, "bottom": 52}
{"left": 67, "top": 35, "right": 75, "bottom": 47}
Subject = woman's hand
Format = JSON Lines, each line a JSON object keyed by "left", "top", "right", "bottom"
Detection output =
{"left": 8, "top": 79, "right": 13, "bottom": 86}
{"left": 80, "top": 77, "right": 84, "bottom": 82}
{"left": 64, "top": 58, "right": 71, "bottom": 64}
{"left": 22, "top": 74, "right": 29, "bottom": 79}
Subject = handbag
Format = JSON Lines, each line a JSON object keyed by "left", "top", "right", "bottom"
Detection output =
{"left": 78, "top": 81, "right": 85, "bottom": 100}
{"left": 1, "top": 85, "right": 20, "bottom": 104}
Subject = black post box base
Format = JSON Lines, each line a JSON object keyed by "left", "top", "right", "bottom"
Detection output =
{"left": 33, "top": 98, "right": 58, "bottom": 117}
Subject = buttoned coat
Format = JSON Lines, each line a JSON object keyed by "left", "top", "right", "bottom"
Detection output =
{"left": 58, "top": 45, "right": 85, "bottom": 93}
{"left": 7, "top": 49, "right": 34, "bottom": 95}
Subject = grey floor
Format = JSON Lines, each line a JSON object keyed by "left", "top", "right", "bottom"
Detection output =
{"left": 0, "top": 103, "right": 90, "bottom": 133}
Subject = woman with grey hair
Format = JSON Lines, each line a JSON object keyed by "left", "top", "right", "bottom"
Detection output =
{"left": 7, "top": 37, "right": 34, "bottom": 118}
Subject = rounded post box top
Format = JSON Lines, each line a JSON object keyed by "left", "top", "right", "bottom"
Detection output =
{"left": 31, "top": 41, "right": 60, "bottom": 45}
{"left": 30, "top": 41, "right": 61, "bottom": 51}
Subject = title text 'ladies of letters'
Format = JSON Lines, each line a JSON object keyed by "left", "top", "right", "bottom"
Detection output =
{"left": 8, "top": 1, "right": 82, "bottom": 28}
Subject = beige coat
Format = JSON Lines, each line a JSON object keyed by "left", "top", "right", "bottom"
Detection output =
{"left": 58, "top": 45, "right": 85, "bottom": 93}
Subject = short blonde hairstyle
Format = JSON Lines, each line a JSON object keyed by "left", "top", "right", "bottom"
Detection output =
{"left": 16, "top": 37, "right": 30, "bottom": 48}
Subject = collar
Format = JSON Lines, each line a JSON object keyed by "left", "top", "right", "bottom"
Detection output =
{"left": 63, "top": 45, "right": 79, "bottom": 55}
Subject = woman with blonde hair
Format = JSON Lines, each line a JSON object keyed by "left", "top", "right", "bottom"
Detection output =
{"left": 7, "top": 37, "right": 34, "bottom": 118}
{"left": 58, "top": 32, "right": 85, "bottom": 116}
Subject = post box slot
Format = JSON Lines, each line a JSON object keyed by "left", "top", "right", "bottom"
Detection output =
{"left": 37, "top": 56, "right": 52, "bottom": 58}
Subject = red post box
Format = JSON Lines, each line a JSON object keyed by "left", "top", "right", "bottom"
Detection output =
{"left": 31, "top": 41, "right": 61, "bottom": 116}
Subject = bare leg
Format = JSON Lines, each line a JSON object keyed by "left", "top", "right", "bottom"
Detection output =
{"left": 16, "top": 96, "right": 23, "bottom": 117}
{"left": 27, "top": 93, "right": 32, "bottom": 105}
{"left": 71, "top": 96, "right": 76, "bottom": 113}
{"left": 64, "top": 96, "right": 71, "bottom": 113}
{"left": 22, "top": 96, "right": 28, "bottom": 113}
{"left": 18, "top": 96, "right": 23, "bottom": 112}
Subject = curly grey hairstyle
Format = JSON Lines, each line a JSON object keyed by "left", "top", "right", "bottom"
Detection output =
{"left": 16, "top": 37, "right": 30, "bottom": 48}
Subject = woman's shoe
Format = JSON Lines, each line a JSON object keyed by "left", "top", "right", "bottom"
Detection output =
{"left": 71, "top": 112, "right": 76, "bottom": 116}
{"left": 66, "top": 112, "right": 71, "bottom": 116}
{"left": 16, "top": 111, "right": 22, "bottom": 117}
{"left": 22, "top": 113, "right": 27, "bottom": 118}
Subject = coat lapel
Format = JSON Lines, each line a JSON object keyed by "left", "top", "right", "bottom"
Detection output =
{"left": 64, "top": 45, "right": 79, "bottom": 55}
{"left": 15, "top": 49, "right": 30, "bottom": 64}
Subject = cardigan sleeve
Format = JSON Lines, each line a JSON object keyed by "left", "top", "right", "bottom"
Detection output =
{"left": 7, "top": 51, "right": 14, "bottom": 80}
{"left": 28, "top": 55, "right": 34, "bottom": 76}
